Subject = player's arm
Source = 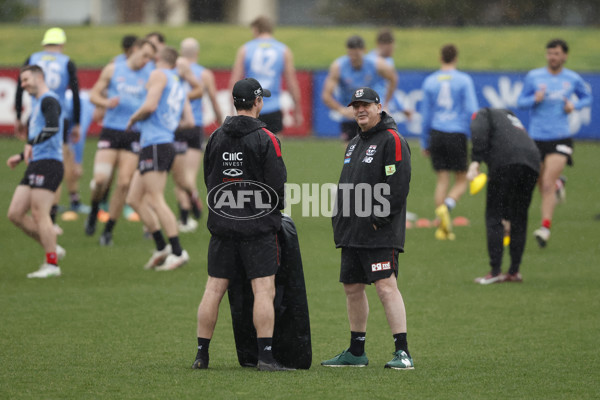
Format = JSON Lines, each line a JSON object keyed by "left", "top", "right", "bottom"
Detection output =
{"left": 469, "top": 108, "right": 490, "bottom": 172}
{"left": 89, "top": 63, "right": 118, "bottom": 109}
{"left": 517, "top": 73, "right": 539, "bottom": 109}
{"left": 202, "top": 68, "right": 224, "bottom": 124}
{"left": 6, "top": 151, "right": 25, "bottom": 169}
{"left": 229, "top": 46, "right": 246, "bottom": 90}
{"left": 177, "top": 58, "right": 203, "bottom": 100}
{"left": 375, "top": 57, "right": 398, "bottom": 109}
{"left": 127, "top": 69, "right": 167, "bottom": 128}
{"left": 179, "top": 98, "right": 195, "bottom": 129}
{"left": 283, "top": 47, "right": 303, "bottom": 126}
{"left": 321, "top": 61, "right": 353, "bottom": 119}
{"left": 14, "top": 56, "right": 31, "bottom": 139}
{"left": 67, "top": 59, "right": 81, "bottom": 143}
{"left": 570, "top": 75, "right": 593, "bottom": 112}
{"left": 28, "top": 96, "right": 61, "bottom": 145}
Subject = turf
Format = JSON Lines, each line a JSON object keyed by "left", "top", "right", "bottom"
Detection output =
{"left": 1, "top": 24, "right": 599, "bottom": 71}
{"left": 1, "top": 137, "right": 599, "bottom": 399}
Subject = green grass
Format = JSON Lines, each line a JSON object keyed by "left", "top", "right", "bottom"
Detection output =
{"left": 1, "top": 137, "right": 599, "bottom": 399}
{"left": 1, "top": 24, "right": 599, "bottom": 71}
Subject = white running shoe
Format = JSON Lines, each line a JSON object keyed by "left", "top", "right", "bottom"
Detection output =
{"left": 56, "top": 244, "right": 66, "bottom": 260}
{"left": 474, "top": 273, "right": 503, "bottom": 285}
{"left": 143, "top": 245, "right": 172, "bottom": 270}
{"left": 27, "top": 263, "right": 61, "bottom": 278}
{"left": 156, "top": 250, "right": 189, "bottom": 271}
{"left": 178, "top": 219, "right": 198, "bottom": 233}
{"left": 534, "top": 227, "right": 550, "bottom": 248}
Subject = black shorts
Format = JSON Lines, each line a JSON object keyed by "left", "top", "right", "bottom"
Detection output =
{"left": 341, "top": 120, "right": 360, "bottom": 141}
{"left": 259, "top": 111, "right": 283, "bottom": 134}
{"left": 138, "top": 143, "right": 175, "bottom": 174}
{"left": 19, "top": 159, "right": 64, "bottom": 192}
{"left": 174, "top": 126, "right": 204, "bottom": 153}
{"left": 340, "top": 247, "right": 399, "bottom": 284}
{"left": 429, "top": 130, "right": 468, "bottom": 172}
{"left": 98, "top": 128, "right": 141, "bottom": 154}
{"left": 535, "top": 138, "right": 574, "bottom": 166}
{"left": 208, "top": 233, "right": 280, "bottom": 280}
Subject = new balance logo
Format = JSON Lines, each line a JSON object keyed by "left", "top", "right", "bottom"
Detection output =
{"left": 402, "top": 359, "right": 412, "bottom": 367}
{"left": 264, "top": 346, "right": 272, "bottom": 351}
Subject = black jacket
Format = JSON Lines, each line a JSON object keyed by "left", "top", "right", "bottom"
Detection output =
{"left": 332, "top": 111, "right": 411, "bottom": 251}
{"left": 471, "top": 108, "right": 540, "bottom": 174}
{"left": 204, "top": 115, "right": 287, "bottom": 238}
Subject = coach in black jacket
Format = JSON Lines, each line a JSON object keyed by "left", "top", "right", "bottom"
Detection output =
{"left": 323, "top": 87, "right": 414, "bottom": 370}
{"left": 468, "top": 108, "right": 540, "bottom": 285}
{"left": 193, "top": 78, "right": 290, "bottom": 372}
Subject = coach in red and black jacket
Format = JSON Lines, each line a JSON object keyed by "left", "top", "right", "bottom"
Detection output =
{"left": 332, "top": 90, "right": 411, "bottom": 251}
{"left": 324, "top": 87, "right": 415, "bottom": 370}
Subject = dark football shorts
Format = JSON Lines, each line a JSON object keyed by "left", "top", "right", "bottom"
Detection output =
{"left": 208, "top": 233, "right": 280, "bottom": 280}
{"left": 97, "top": 128, "right": 141, "bottom": 154}
{"left": 535, "top": 138, "right": 573, "bottom": 166}
{"left": 259, "top": 110, "right": 283, "bottom": 134}
{"left": 341, "top": 120, "right": 360, "bottom": 142}
{"left": 20, "top": 159, "right": 64, "bottom": 192}
{"left": 429, "top": 130, "right": 468, "bottom": 172}
{"left": 340, "top": 247, "right": 399, "bottom": 284}
{"left": 138, "top": 143, "right": 175, "bottom": 174}
{"left": 174, "top": 126, "right": 204, "bottom": 154}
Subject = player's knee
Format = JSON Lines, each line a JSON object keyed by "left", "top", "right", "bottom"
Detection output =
{"left": 93, "top": 162, "right": 113, "bottom": 185}
{"left": 7, "top": 208, "right": 23, "bottom": 226}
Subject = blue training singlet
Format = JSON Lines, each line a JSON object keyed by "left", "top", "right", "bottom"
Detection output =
{"left": 29, "top": 91, "right": 63, "bottom": 162}
{"left": 243, "top": 38, "right": 286, "bottom": 114}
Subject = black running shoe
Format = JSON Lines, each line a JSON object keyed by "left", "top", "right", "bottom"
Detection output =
{"left": 85, "top": 214, "right": 97, "bottom": 236}
{"left": 192, "top": 358, "right": 208, "bottom": 369}
{"left": 99, "top": 231, "right": 113, "bottom": 246}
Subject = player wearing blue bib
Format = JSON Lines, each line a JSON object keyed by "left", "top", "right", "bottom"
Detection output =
{"left": 14, "top": 27, "right": 81, "bottom": 231}
{"left": 126, "top": 47, "right": 194, "bottom": 272}
{"left": 229, "top": 16, "right": 303, "bottom": 134}
{"left": 7, "top": 66, "right": 66, "bottom": 279}
{"left": 85, "top": 39, "right": 156, "bottom": 245}
{"left": 172, "top": 38, "right": 225, "bottom": 232}
{"left": 420, "top": 44, "right": 479, "bottom": 240}
{"left": 322, "top": 35, "right": 398, "bottom": 141}
{"left": 517, "top": 39, "right": 593, "bottom": 248}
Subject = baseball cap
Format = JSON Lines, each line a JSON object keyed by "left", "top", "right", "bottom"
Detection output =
{"left": 41, "top": 27, "right": 67, "bottom": 45}
{"left": 347, "top": 87, "right": 380, "bottom": 106}
{"left": 346, "top": 35, "right": 365, "bottom": 49}
{"left": 232, "top": 78, "right": 271, "bottom": 102}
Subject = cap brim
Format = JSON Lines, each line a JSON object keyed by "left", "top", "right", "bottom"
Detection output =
{"left": 347, "top": 99, "right": 376, "bottom": 107}
{"left": 262, "top": 88, "right": 271, "bottom": 98}
{"left": 469, "top": 173, "right": 487, "bottom": 195}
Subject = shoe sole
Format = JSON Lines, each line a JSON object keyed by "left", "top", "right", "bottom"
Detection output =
{"left": 385, "top": 365, "right": 414, "bottom": 370}
{"left": 321, "top": 364, "right": 368, "bottom": 367}
{"left": 534, "top": 235, "right": 547, "bottom": 248}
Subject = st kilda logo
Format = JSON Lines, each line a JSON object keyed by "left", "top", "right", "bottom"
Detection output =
{"left": 207, "top": 180, "right": 279, "bottom": 220}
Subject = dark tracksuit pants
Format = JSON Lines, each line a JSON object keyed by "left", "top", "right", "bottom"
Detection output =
{"left": 486, "top": 164, "right": 538, "bottom": 275}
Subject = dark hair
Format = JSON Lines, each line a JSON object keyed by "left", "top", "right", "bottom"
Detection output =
{"left": 20, "top": 64, "right": 44, "bottom": 77}
{"left": 346, "top": 35, "right": 365, "bottom": 49}
{"left": 250, "top": 16, "right": 273, "bottom": 34}
{"left": 441, "top": 44, "right": 458, "bottom": 63}
{"left": 376, "top": 29, "right": 394, "bottom": 45}
{"left": 546, "top": 38, "right": 568, "bottom": 53}
{"left": 121, "top": 34, "right": 138, "bottom": 51}
{"left": 145, "top": 31, "right": 165, "bottom": 43}
{"left": 134, "top": 38, "right": 157, "bottom": 53}
{"left": 233, "top": 98, "right": 257, "bottom": 111}
{"left": 159, "top": 46, "right": 178, "bottom": 68}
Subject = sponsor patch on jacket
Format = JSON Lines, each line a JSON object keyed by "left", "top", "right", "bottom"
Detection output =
{"left": 371, "top": 261, "right": 391, "bottom": 272}
{"left": 344, "top": 158, "right": 351, "bottom": 164}
{"left": 345, "top": 144, "right": 356, "bottom": 157}
{"left": 385, "top": 165, "right": 396, "bottom": 176}
{"left": 366, "top": 145, "right": 377, "bottom": 156}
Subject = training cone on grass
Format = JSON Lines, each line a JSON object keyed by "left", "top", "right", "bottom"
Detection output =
{"left": 61, "top": 211, "right": 79, "bottom": 221}
{"left": 470, "top": 173, "right": 487, "bottom": 195}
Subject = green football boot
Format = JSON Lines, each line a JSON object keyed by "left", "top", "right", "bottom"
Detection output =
{"left": 384, "top": 350, "right": 414, "bottom": 370}
{"left": 321, "top": 349, "right": 368, "bottom": 367}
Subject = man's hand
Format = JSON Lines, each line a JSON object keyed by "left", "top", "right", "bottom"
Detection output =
{"left": 70, "top": 124, "right": 81, "bottom": 144}
{"left": 14, "top": 120, "right": 26, "bottom": 140}
{"left": 466, "top": 161, "right": 480, "bottom": 181}
{"left": 564, "top": 99, "right": 575, "bottom": 114}
{"left": 294, "top": 108, "right": 304, "bottom": 127}
{"left": 6, "top": 154, "right": 22, "bottom": 169}
{"left": 24, "top": 144, "right": 32, "bottom": 164}
{"left": 534, "top": 85, "right": 546, "bottom": 103}
{"left": 106, "top": 97, "right": 120, "bottom": 109}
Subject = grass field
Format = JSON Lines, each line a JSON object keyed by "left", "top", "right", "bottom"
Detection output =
{"left": 1, "top": 137, "right": 599, "bottom": 399}
{"left": 1, "top": 24, "right": 600, "bottom": 71}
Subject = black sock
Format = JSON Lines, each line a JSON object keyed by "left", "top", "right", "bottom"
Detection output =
{"left": 196, "top": 337, "right": 210, "bottom": 361}
{"left": 349, "top": 331, "right": 366, "bottom": 356}
{"left": 70, "top": 192, "right": 80, "bottom": 208}
{"left": 50, "top": 205, "right": 58, "bottom": 223}
{"left": 169, "top": 236, "right": 183, "bottom": 256}
{"left": 393, "top": 332, "right": 410, "bottom": 357}
{"left": 152, "top": 230, "right": 167, "bottom": 251}
{"left": 257, "top": 337, "right": 274, "bottom": 363}
{"left": 104, "top": 219, "right": 116, "bottom": 234}
{"left": 90, "top": 201, "right": 100, "bottom": 221}
{"left": 180, "top": 208, "right": 189, "bottom": 224}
